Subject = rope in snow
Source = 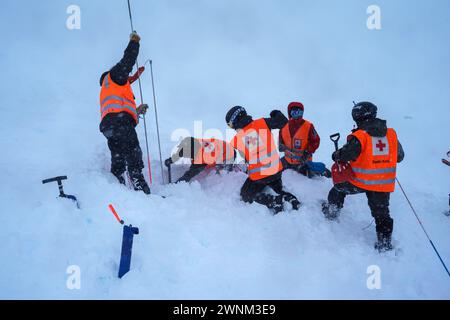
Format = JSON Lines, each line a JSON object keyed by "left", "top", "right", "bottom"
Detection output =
{"left": 396, "top": 177, "right": 450, "bottom": 278}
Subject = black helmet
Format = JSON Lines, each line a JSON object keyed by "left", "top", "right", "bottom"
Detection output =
{"left": 226, "top": 106, "right": 247, "bottom": 129}
{"left": 352, "top": 101, "right": 377, "bottom": 122}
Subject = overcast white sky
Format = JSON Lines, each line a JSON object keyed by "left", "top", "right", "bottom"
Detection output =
{"left": 0, "top": 0, "right": 449, "bottom": 170}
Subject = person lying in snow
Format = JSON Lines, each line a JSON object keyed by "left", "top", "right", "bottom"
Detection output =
{"left": 165, "top": 137, "right": 236, "bottom": 183}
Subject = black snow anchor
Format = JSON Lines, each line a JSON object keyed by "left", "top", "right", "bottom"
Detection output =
{"left": 165, "top": 159, "right": 172, "bottom": 183}
{"left": 42, "top": 176, "right": 80, "bottom": 209}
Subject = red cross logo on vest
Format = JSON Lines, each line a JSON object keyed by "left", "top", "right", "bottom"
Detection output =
{"left": 372, "top": 136, "right": 389, "bottom": 156}
{"left": 376, "top": 140, "right": 386, "bottom": 152}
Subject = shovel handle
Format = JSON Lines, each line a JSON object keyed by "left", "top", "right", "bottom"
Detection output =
{"left": 330, "top": 133, "right": 340, "bottom": 151}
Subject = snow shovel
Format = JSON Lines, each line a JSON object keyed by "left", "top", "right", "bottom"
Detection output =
{"left": 42, "top": 176, "right": 80, "bottom": 209}
{"left": 329, "top": 133, "right": 354, "bottom": 185}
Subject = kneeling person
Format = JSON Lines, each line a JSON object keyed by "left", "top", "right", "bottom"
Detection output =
{"left": 279, "top": 101, "right": 330, "bottom": 178}
{"left": 226, "top": 106, "right": 300, "bottom": 214}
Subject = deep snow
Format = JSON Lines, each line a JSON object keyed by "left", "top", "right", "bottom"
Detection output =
{"left": 0, "top": 0, "right": 449, "bottom": 299}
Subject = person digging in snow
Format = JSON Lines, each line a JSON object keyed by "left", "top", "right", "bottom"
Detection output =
{"left": 165, "top": 137, "right": 236, "bottom": 183}
{"left": 321, "top": 101, "right": 404, "bottom": 252}
{"left": 98, "top": 32, "right": 150, "bottom": 194}
{"left": 226, "top": 106, "right": 301, "bottom": 214}
{"left": 279, "top": 101, "right": 331, "bottom": 178}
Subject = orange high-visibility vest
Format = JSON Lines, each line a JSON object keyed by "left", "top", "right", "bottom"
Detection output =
{"left": 192, "top": 139, "right": 235, "bottom": 165}
{"left": 99, "top": 73, "right": 138, "bottom": 123}
{"left": 349, "top": 128, "right": 398, "bottom": 192}
{"left": 231, "top": 118, "right": 283, "bottom": 181}
{"left": 280, "top": 120, "right": 313, "bottom": 164}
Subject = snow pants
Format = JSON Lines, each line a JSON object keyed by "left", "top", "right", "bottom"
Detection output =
{"left": 327, "top": 182, "right": 394, "bottom": 237}
{"left": 240, "top": 173, "right": 298, "bottom": 210}
{"left": 100, "top": 113, "right": 144, "bottom": 179}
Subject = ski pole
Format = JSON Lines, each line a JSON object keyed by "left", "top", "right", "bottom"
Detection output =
{"left": 126, "top": 0, "right": 153, "bottom": 185}
{"left": 149, "top": 60, "right": 165, "bottom": 184}
{"left": 396, "top": 177, "right": 450, "bottom": 278}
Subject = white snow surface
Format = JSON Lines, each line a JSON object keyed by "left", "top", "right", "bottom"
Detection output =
{"left": 0, "top": 0, "right": 449, "bottom": 299}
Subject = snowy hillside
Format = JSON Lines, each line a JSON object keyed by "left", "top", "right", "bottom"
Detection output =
{"left": 0, "top": 0, "right": 449, "bottom": 299}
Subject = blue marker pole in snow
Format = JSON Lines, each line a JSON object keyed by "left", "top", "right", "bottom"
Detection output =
{"left": 118, "top": 224, "right": 139, "bottom": 279}
{"left": 108, "top": 204, "right": 139, "bottom": 279}
{"left": 396, "top": 178, "right": 450, "bottom": 278}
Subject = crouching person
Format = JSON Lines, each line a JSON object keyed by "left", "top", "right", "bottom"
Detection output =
{"left": 322, "top": 102, "right": 404, "bottom": 252}
{"left": 165, "top": 137, "right": 236, "bottom": 183}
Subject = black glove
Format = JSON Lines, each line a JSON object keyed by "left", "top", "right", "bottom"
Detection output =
{"left": 301, "top": 151, "right": 311, "bottom": 163}
{"left": 270, "top": 110, "right": 283, "bottom": 118}
{"left": 332, "top": 150, "right": 340, "bottom": 162}
{"left": 164, "top": 158, "right": 173, "bottom": 167}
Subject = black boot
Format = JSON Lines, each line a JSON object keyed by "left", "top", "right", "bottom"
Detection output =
{"left": 374, "top": 232, "right": 393, "bottom": 252}
{"left": 282, "top": 193, "right": 301, "bottom": 210}
{"left": 112, "top": 171, "right": 126, "bottom": 185}
{"left": 321, "top": 202, "right": 340, "bottom": 220}
{"left": 130, "top": 171, "right": 151, "bottom": 195}
{"left": 268, "top": 195, "right": 284, "bottom": 214}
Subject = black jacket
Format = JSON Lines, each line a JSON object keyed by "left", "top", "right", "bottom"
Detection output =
{"left": 100, "top": 40, "right": 140, "bottom": 86}
{"left": 234, "top": 110, "right": 288, "bottom": 131}
{"left": 333, "top": 118, "right": 404, "bottom": 163}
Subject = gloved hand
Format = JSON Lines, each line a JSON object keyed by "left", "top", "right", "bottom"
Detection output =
{"left": 128, "top": 66, "right": 145, "bottom": 84}
{"left": 130, "top": 31, "right": 141, "bottom": 43}
{"left": 270, "top": 110, "right": 283, "bottom": 118}
{"left": 332, "top": 150, "right": 340, "bottom": 162}
{"left": 136, "top": 103, "right": 148, "bottom": 115}
{"left": 164, "top": 157, "right": 173, "bottom": 167}
{"left": 301, "top": 151, "right": 311, "bottom": 163}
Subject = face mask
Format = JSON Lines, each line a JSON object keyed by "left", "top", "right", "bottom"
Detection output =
{"left": 290, "top": 108, "right": 304, "bottom": 119}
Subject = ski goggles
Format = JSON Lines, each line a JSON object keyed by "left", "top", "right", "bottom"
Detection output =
{"left": 227, "top": 107, "right": 245, "bottom": 128}
{"left": 290, "top": 108, "right": 304, "bottom": 119}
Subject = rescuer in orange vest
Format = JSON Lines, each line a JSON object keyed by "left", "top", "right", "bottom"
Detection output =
{"left": 226, "top": 106, "right": 301, "bottom": 214}
{"left": 165, "top": 137, "right": 236, "bottom": 183}
{"left": 279, "top": 102, "right": 331, "bottom": 178}
{"left": 321, "top": 102, "right": 404, "bottom": 252}
{"left": 99, "top": 32, "right": 150, "bottom": 194}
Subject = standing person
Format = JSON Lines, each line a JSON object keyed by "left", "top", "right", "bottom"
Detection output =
{"left": 226, "top": 106, "right": 301, "bottom": 214}
{"left": 99, "top": 32, "right": 150, "bottom": 194}
{"left": 321, "top": 101, "right": 404, "bottom": 252}
{"left": 165, "top": 137, "right": 236, "bottom": 183}
{"left": 279, "top": 101, "right": 330, "bottom": 178}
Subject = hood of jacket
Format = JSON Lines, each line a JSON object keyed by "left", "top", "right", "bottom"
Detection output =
{"left": 357, "top": 118, "right": 387, "bottom": 137}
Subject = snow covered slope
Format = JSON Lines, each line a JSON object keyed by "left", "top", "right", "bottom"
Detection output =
{"left": 0, "top": 0, "right": 449, "bottom": 299}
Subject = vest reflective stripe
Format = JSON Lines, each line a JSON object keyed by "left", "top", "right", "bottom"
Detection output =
{"left": 101, "top": 104, "right": 137, "bottom": 116}
{"left": 280, "top": 120, "right": 312, "bottom": 164}
{"left": 352, "top": 167, "right": 396, "bottom": 174}
{"left": 231, "top": 118, "right": 283, "bottom": 181}
{"left": 284, "top": 149, "right": 304, "bottom": 161}
{"left": 349, "top": 128, "right": 398, "bottom": 192}
{"left": 248, "top": 158, "right": 280, "bottom": 174}
{"left": 353, "top": 177, "right": 396, "bottom": 185}
{"left": 249, "top": 150, "right": 275, "bottom": 164}
{"left": 101, "top": 95, "right": 135, "bottom": 107}
{"left": 99, "top": 73, "right": 137, "bottom": 123}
